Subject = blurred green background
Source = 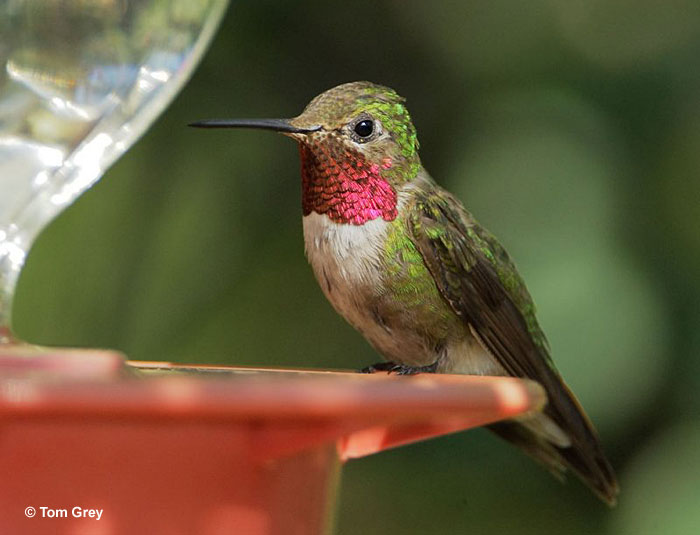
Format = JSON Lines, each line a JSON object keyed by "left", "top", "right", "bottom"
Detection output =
{"left": 13, "top": 1, "right": 700, "bottom": 533}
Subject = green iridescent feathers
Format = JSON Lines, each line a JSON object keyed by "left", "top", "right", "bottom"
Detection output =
{"left": 382, "top": 216, "right": 455, "bottom": 339}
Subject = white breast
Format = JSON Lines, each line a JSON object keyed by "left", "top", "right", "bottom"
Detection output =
{"left": 302, "top": 212, "right": 391, "bottom": 331}
{"left": 303, "top": 212, "right": 390, "bottom": 287}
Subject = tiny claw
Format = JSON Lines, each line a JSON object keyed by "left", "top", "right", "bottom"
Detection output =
{"left": 391, "top": 363, "right": 434, "bottom": 375}
{"left": 359, "top": 361, "right": 439, "bottom": 375}
{"left": 360, "top": 361, "right": 398, "bottom": 374}
{"left": 392, "top": 364, "right": 421, "bottom": 375}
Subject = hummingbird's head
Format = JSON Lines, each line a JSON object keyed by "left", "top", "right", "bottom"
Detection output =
{"left": 288, "top": 81, "right": 421, "bottom": 183}
{"left": 190, "top": 81, "right": 421, "bottom": 225}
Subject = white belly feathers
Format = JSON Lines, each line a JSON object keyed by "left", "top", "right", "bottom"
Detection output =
{"left": 303, "top": 212, "right": 390, "bottom": 289}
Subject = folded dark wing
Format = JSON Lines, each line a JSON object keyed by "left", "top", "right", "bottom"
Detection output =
{"left": 408, "top": 190, "right": 618, "bottom": 503}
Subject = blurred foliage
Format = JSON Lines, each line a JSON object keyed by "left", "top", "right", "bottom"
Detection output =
{"left": 12, "top": 0, "right": 700, "bottom": 533}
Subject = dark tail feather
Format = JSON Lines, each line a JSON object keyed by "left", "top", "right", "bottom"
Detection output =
{"left": 487, "top": 381, "right": 620, "bottom": 507}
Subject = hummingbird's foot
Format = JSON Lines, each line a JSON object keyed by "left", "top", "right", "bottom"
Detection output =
{"left": 390, "top": 362, "right": 440, "bottom": 375}
{"left": 360, "top": 361, "right": 439, "bottom": 375}
{"left": 360, "top": 361, "right": 398, "bottom": 374}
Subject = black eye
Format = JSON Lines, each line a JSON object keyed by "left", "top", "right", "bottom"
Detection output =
{"left": 354, "top": 119, "right": 374, "bottom": 138}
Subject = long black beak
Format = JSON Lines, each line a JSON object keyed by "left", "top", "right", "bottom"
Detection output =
{"left": 188, "top": 118, "right": 320, "bottom": 134}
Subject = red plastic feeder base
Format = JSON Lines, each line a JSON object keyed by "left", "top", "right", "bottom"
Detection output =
{"left": 0, "top": 348, "right": 545, "bottom": 535}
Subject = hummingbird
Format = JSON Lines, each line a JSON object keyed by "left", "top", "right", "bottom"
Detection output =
{"left": 190, "top": 81, "right": 619, "bottom": 505}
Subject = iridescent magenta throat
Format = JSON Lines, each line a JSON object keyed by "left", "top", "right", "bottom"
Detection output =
{"left": 299, "top": 143, "right": 397, "bottom": 225}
